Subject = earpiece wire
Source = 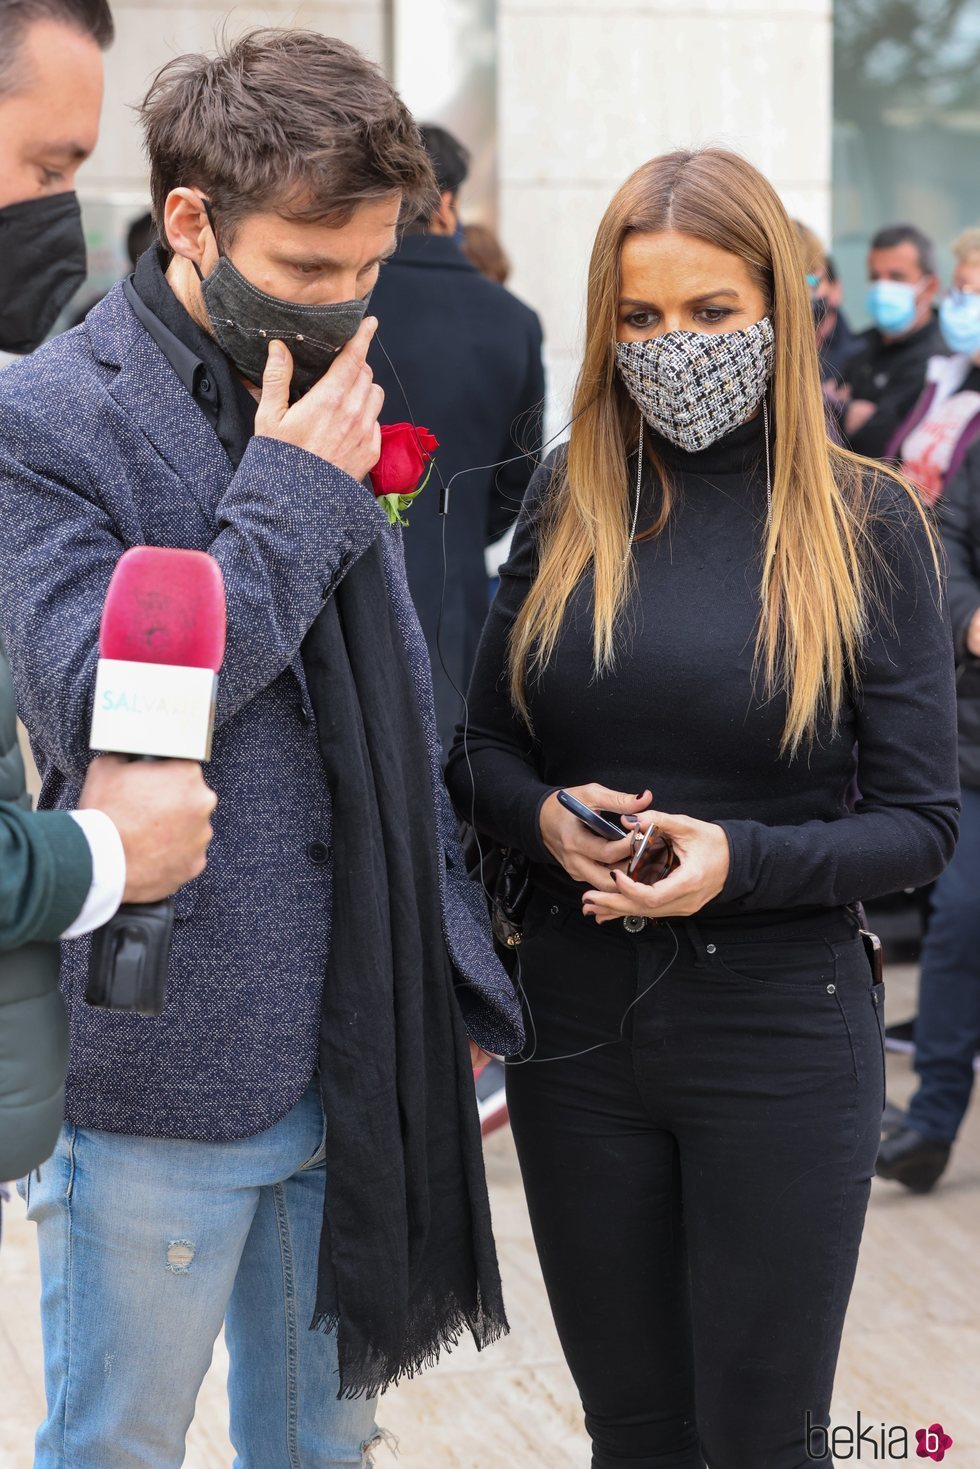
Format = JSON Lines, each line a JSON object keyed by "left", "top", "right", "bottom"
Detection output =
{"left": 372, "top": 331, "right": 664, "bottom": 1066}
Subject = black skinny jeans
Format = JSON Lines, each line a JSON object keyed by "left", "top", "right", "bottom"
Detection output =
{"left": 505, "top": 891, "right": 885, "bottom": 1469}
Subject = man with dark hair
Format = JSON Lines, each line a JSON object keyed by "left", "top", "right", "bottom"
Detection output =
{"left": 0, "top": 28, "right": 520, "bottom": 1464}
{"left": 0, "top": 0, "right": 113, "bottom": 89}
{"left": 0, "top": 0, "right": 111, "bottom": 359}
{"left": 368, "top": 121, "right": 544, "bottom": 749}
{"left": 418, "top": 122, "right": 471, "bottom": 228}
{"left": 0, "top": 0, "right": 217, "bottom": 1185}
{"left": 839, "top": 221, "right": 945, "bottom": 458}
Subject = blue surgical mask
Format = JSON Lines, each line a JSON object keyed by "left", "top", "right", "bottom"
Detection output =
{"left": 939, "top": 290, "right": 980, "bottom": 357}
{"left": 865, "top": 279, "right": 920, "bottom": 335}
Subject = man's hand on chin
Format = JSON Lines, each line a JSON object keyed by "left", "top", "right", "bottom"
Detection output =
{"left": 253, "top": 323, "right": 384, "bottom": 481}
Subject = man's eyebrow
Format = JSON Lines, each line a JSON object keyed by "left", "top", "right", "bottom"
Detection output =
{"left": 30, "top": 139, "right": 91, "bottom": 163}
{"left": 276, "top": 251, "right": 342, "bottom": 269}
{"left": 276, "top": 245, "right": 398, "bottom": 270}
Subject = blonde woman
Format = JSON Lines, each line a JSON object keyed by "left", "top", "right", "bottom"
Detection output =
{"left": 446, "top": 149, "right": 959, "bottom": 1469}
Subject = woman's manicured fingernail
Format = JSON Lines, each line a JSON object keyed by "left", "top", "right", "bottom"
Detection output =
{"left": 623, "top": 814, "right": 639, "bottom": 825}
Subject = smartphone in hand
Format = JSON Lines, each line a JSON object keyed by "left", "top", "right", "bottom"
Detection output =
{"left": 556, "top": 789, "right": 628, "bottom": 841}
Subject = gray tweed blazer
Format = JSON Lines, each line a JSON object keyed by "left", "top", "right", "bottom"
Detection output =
{"left": 0, "top": 284, "right": 522, "bottom": 1141}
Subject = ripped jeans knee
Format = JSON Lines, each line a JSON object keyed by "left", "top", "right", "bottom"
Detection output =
{"left": 361, "top": 1426, "right": 399, "bottom": 1467}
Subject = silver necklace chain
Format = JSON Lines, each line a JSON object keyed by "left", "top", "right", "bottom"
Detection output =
{"left": 633, "top": 400, "right": 771, "bottom": 541}
{"left": 631, "top": 419, "right": 643, "bottom": 542}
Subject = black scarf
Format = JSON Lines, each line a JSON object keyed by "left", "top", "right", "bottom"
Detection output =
{"left": 301, "top": 536, "right": 508, "bottom": 1398}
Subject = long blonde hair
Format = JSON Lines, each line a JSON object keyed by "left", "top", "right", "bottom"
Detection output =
{"left": 509, "top": 148, "right": 933, "bottom": 755}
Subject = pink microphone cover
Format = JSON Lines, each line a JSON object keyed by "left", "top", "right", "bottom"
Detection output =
{"left": 99, "top": 547, "right": 227, "bottom": 670}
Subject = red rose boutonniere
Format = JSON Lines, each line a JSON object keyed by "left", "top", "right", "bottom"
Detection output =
{"left": 369, "top": 423, "right": 439, "bottom": 527}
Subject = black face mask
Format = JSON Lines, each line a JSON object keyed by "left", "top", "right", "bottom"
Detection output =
{"left": 194, "top": 202, "right": 370, "bottom": 399}
{"left": 811, "top": 294, "right": 830, "bottom": 331}
{"left": 0, "top": 192, "right": 87, "bottom": 354}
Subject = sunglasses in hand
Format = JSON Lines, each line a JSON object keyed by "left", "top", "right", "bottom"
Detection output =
{"left": 627, "top": 823, "right": 679, "bottom": 884}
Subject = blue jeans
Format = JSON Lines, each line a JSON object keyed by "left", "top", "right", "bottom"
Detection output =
{"left": 906, "top": 784, "right": 980, "bottom": 1143}
{"left": 18, "top": 1084, "right": 384, "bottom": 1469}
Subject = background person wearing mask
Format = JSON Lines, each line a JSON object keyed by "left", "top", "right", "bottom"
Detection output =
{"left": 792, "top": 220, "right": 861, "bottom": 389}
{"left": 0, "top": 0, "right": 216, "bottom": 1184}
{"left": 820, "top": 255, "right": 862, "bottom": 386}
{"left": 884, "top": 227, "right": 980, "bottom": 504}
{"left": 368, "top": 124, "right": 545, "bottom": 752}
{"left": 835, "top": 223, "right": 944, "bottom": 458}
{"left": 877, "top": 435, "right": 980, "bottom": 1192}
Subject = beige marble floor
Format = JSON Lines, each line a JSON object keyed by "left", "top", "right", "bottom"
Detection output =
{"left": 2, "top": 963, "right": 977, "bottom": 1468}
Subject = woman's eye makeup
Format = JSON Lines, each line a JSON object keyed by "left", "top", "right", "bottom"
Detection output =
{"left": 621, "top": 305, "right": 736, "bottom": 329}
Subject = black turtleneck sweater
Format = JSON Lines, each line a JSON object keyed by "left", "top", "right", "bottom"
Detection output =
{"left": 445, "top": 413, "right": 960, "bottom": 928}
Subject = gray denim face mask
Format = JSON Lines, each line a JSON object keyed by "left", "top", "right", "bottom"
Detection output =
{"left": 195, "top": 203, "right": 371, "bottom": 398}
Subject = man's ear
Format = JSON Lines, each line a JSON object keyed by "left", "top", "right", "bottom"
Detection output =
{"left": 163, "top": 189, "right": 214, "bottom": 270}
{"left": 432, "top": 191, "right": 458, "bottom": 236}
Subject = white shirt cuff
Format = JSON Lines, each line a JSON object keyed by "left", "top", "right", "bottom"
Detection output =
{"left": 60, "top": 809, "right": 128, "bottom": 940}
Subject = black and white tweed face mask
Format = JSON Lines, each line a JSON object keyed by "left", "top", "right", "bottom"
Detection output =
{"left": 615, "top": 317, "right": 775, "bottom": 453}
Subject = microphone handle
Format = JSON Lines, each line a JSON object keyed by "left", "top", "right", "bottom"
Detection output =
{"left": 85, "top": 897, "right": 175, "bottom": 1016}
{"left": 84, "top": 752, "right": 175, "bottom": 1016}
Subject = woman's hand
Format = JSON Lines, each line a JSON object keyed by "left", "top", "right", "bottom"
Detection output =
{"left": 581, "top": 808, "right": 730, "bottom": 922}
{"left": 539, "top": 784, "right": 651, "bottom": 890}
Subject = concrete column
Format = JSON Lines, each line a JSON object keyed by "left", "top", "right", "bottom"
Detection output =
{"left": 391, "top": 0, "right": 497, "bottom": 224}
{"left": 496, "top": 0, "right": 833, "bottom": 436}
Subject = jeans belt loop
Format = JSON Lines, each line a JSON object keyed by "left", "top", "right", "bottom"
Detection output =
{"left": 684, "top": 917, "right": 708, "bottom": 959}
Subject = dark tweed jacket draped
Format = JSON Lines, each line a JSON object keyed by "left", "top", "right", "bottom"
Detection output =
{"left": 0, "top": 284, "right": 522, "bottom": 1141}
